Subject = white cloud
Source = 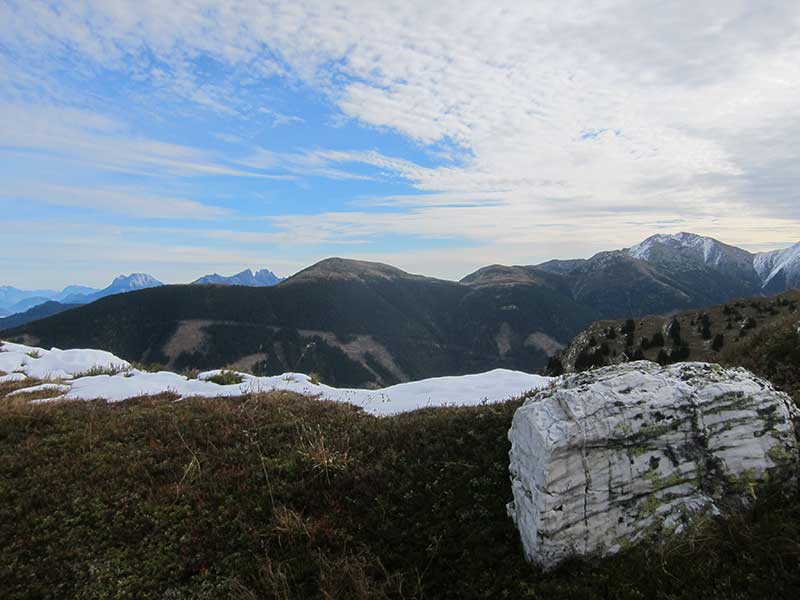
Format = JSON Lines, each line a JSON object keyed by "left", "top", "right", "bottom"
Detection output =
{"left": 0, "top": 103, "right": 288, "bottom": 179}
{"left": 4, "top": 184, "right": 231, "bottom": 220}
{"left": 2, "top": 0, "right": 800, "bottom": 273}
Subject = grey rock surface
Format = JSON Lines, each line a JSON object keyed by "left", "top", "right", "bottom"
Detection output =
{"left": 508, "top": 361, "right": 799, "bottom": 569}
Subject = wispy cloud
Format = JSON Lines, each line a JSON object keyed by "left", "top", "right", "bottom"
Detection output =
{"left": 259, "top": 107, "right": 305, "bottom": 127}
{"left": 4, "top": 184, "right": 232, "bottom": 220}
{"left": 1, "top": 0, "right": 800, "bottom": 284}
{"left": 0, "top": 104, "right": 281, "bottom": 179}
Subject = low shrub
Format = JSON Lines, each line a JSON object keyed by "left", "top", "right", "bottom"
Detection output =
{"left": 205, "top": 370, "right": 245, "bottom": 386}
{"left": 1, "top": 389, "right": 799, "bottom": 599}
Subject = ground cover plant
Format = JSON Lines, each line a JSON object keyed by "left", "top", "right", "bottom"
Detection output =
{"left": 1, "top": 375, "right": 799, "bottom": 599}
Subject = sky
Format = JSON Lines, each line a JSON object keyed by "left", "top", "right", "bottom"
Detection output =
{"left": 1, "top": 0, "right": 800, "bottom": 289}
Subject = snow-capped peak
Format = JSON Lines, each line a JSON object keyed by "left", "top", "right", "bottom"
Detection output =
{"left": 627, "top": 233, "right": 800, "bottom": 290}
{"left": 108, "top": 273, "right": 163, "bottom": 291}
{"left": 627, "top": 232, "right": 754, "bottom": 271}
{"left": 754, "top": 241, "right": 800, "bottom": 290}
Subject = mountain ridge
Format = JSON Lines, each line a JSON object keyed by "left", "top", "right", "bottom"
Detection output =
{"left": 5, "top": 234, "right": 800, "bottom": 385}
{"left": 0, "top": 301, "right": 80, "bottom": 330}
{"left": 4, "top": 257, "right": 597, "bottom": 386}
{"left": 624, "top": 232, "right": 798, "bottom": 291}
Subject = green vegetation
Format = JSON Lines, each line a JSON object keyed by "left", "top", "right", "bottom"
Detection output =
{"left": 205, "top": 370, "right": 246, "bottom": 386}
{"left": 562, "top": 290, "right": 800, "bottom": 372}
{"left": 1, "top": 383, "right": 800, "bottom": 599}
{"left": 721, "top": 314, "right": 800, "bottom": 400}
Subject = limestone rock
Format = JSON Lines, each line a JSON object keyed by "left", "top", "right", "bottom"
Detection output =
{"left": 507, "top": 361, "right": 799, "bottom": 570}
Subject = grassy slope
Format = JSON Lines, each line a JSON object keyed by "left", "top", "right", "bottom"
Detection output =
{"left": 1, "top": 379, "right": 799, "bottom": 599}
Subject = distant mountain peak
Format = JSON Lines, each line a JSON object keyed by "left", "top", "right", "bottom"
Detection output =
{"left": 627, "top": 232, "right": 755, "bottom": 274}
{"left": 58, "top": 273, "right": 163, "bottom": 304}
{"left": 461, "top": 264, "right": 545, "bottom": 287}
{"left": 192, "top": 267, "right": 282, "bottom": 287}
{"left": 110, "top": 273, "right": 163, "bottom": 288}
{"left": 285, "top": 257, "right": 423, "bottom": 284}
{"left": 754, "top": 241, "right": 800, "bottom": 291}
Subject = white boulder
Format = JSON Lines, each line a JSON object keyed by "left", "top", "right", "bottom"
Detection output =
{"left": 508, "top": 361, "right": 799, "bottom": 570}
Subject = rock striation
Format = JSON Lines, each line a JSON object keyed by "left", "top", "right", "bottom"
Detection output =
{"left": 507, "top": 361, "right": 799, "bottom": 570}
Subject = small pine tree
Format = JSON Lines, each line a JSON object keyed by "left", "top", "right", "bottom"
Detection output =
{"left": 545, "top": 356, "right": 564, "bottom": 376}
{"left": 651, "top": 331, "right": 665, "bottom": 347}
{"left": 622, "top": 319, "right": 636, "bottom": 336}
{"left": 656, "top": 348, "right": 670, "bottom": 365}
{"left": 671, "top": 345, "right": 691, "bottom": 361}
{"left": 700, "top": 314, "right": 712, "bottom": 340}
{"left": 666, "top": 318, "right": 682, "bottom": 344}
{"left": 711, "top": 333, "right": 725, "bottom": 352}
{"left": 575, "top": 349, "right": 593, "bottom": 372}
{"left": 591, "top": 349, "right": 607, "bottom": 368}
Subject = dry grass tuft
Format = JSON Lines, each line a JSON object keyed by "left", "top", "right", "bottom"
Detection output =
{"left": 298, "top": 424, "right": 353, "bottom": 481}
{"left": 271, "top": 505, "right": 311, "bottom": 540}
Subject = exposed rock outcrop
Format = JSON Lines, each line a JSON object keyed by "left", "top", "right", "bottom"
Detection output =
{"left": 508, "top": 361, "right": 799, "bottom": 570}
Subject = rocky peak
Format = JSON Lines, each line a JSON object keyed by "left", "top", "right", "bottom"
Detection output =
{"left": 108, "top": 273, "right": 163, "bottom": 291}
{"left": 192, "top": 268, "right": 282, "bottom": 287}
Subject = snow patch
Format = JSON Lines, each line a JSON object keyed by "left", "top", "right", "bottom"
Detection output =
{"left": 0, "top": 372, "right": 27, "bottom": 383}
{"left": 0, "top": 341, "right": 551, "bottom": 416}
{"left": 0, "top": 341, "right": 129, "bottom": 380}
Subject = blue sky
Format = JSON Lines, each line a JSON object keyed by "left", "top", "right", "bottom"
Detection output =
{"left": 2, "top": 1, "right": 799, "bottom": 288}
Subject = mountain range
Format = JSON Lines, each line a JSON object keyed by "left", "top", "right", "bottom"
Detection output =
{"left": 0, "top": 274, "right": 162, "bottom": 317}
{"left": 0, "top": 268, "right": 284, "bottom": 319}
{"left": 0, "top": 285, "right": 90, "bottom": 317}
{"left": 3, "top": 233, "right": 799, "bottom": 385}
